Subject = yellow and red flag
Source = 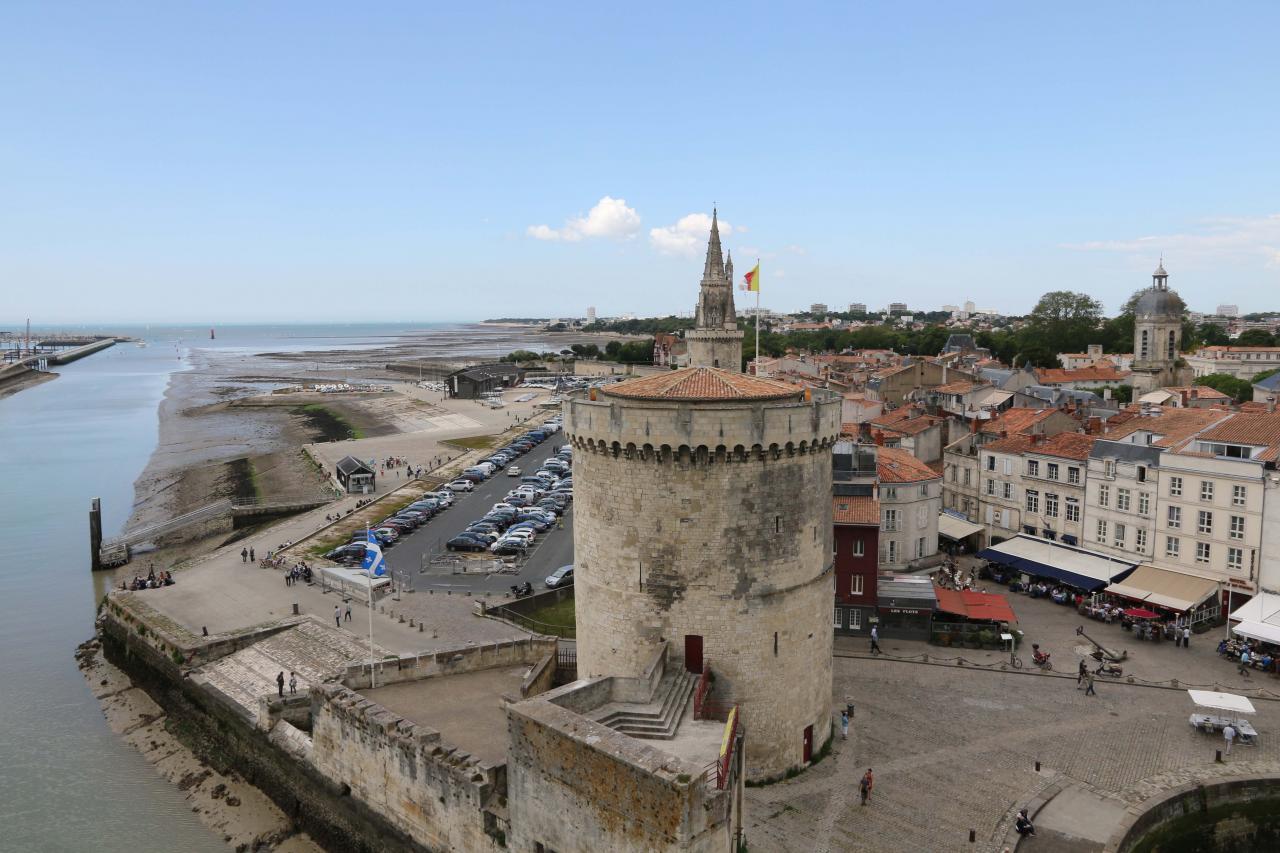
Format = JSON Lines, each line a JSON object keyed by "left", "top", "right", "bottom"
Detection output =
{"left": 740, "top": 263, "right": 760, "bottom": 292}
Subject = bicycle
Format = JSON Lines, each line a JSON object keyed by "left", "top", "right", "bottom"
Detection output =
{"left": 1009, "top": 648, "right": 1023, "bottom": 669}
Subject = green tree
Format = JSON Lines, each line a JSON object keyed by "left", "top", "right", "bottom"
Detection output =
{"left": 1197, "top": 323, "right": 1231, "bottom": 346}
{"left": 1027, "top": 291, "right": 1104, "bottom": 359}
{"left": 1194, "top": 373, "right": 1254, "bottom": 403}
{"left": 501, "top": 349, "right": 540, "bottom": 363}
{"left": 1236, "top": 329, "right": 1277, "bottom": 347}
{"left": 1253, "top": 368, "right": 1280, "bottom": 383}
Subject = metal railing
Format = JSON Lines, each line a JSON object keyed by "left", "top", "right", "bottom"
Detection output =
{"left": 693, "top": 663, "right": 711, "bottom": 720}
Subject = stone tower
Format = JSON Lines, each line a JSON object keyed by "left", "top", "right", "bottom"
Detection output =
{"left": 565, "top": 367, "right": 841, "bottom": 780}
{"left": 685, "top": 209, "right": 745, "bottom": 371}
{"left": 1131, "top": 261, "right": 1185, "bottom": 395}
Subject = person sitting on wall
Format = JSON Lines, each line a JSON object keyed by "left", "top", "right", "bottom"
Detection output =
{"left": 1015, "top": 809, "right": 1035, "bottom": 837}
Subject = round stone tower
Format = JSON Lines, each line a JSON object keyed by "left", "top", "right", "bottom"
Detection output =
{"left": 564, "top": 366, "right": 841, "bottom": 779}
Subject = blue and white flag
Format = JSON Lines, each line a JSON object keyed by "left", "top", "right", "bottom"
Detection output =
{"left": 361, "top": 531, "right": 386, "bottom": 578}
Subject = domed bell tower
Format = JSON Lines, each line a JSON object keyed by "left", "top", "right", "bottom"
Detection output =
{"left": 1131, "top": 261, "right": 1184, "bottom": 394}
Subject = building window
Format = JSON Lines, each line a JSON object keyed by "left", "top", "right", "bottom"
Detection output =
{"left": 986, "top": 455, "right": 995, "bottom": 471}
{"left": 1096, "top": 519, "right": 1108, "bottom": 544}
{"left": 883, "top": 486, "right": 897, "bottom": 500}
{"left": 949, "top": 466, "right": 956, "bottom": 482}
{"left": 1140, "top": 328, "right": 1149, "bottom": 360}
{"left": 1166, "top": 536, "right": 1180, "bottom": 557}
{"left": 1068, "top": 467, "right": 1080, "bottom": 485}
{"left": 1137, "top": 465, "right": 1147, "bottom": 483}
{"left": 917, "top": 537, "right": 926, "bottom": 559}
{"left": 1198, "top": 510, "right": 1213, "bottom": 535}
{"left": 853, "top": 540, "right": 865, "bottom": 557}
{"left": 833, "top": 608, "right": 843, "bottom": 628}
{"left": 1003, "top": 482, "right": 1013, "bottom": 499}
{"left": 1098, "top": 485, "right": 1110, "bottom": 508}
{"left": 1200, "top": 480, "right": 1214, "bottom": 502}
{"left": 1227, "top": 547, "right": 1243, "bottom": 571}
{"left": 883, "top": 509, "right": 898, "bottom": 531}
{"left": 887, "top": 540, "right": 898, "bottom": 562}
{"left": 1064, "top": 497, "right": 1078, "bottom": 522}
{"left": 1167, "top": 506, "right": 1181, "bottom": 529}
{"left": 1138, "top": 492, "right": 1150, "bottom": 516}
{"left": 1170, "top": 476, "right": 1182, "bottom": 497}
{"left": 852, "top": 575, "right": 864, "bottom": 595}
{"left": 1113, "top": 523, "right": 1126, "bottom": 548}
{"left": 848, "top": 608, "right": 862, "bottom": 630}
{"left": 1104, "top": 459, "right": 1116, "bottom": 478}
{"left": 1136, "top": 528, "right": 1147, "bottom": 552}
{"left": 1168, "top": 329, "right": 1176, "bottom": 360}
{"left": 1045, "top": 493, "right": 1059, "bottom": 518}
{"left": 1117, "top": 489, "right": 1131, "bottom": 512}
{"left": 963, "top": 469, "right": 971, "bottom": 486}
{"left": 1027, "top": 459, "right": 1040, "bottom": 477}
{"left": 1196, "top": 542, "right": 1211, "bottom": 564}
{"left": 1229, "top": 515, "right": 1245, "bottom": 540}
{"left": 1048, "top": 463, "right": 1059, "bottom": 480}
{"left": 1026, "top": 490, "right": 1039, "bottom": 514}
{"left": 1233, "top": 485, "right": 1247, "bottom": 506}
{"left": 986, "top": 479, "right": 995, "bottom": 496}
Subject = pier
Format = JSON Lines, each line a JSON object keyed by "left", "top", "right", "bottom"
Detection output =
{"left": 0, "top": 334, "right": 125, "bottom": 396}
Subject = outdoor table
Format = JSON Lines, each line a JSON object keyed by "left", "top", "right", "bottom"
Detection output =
{"left": 1189, "top": 714, "right": 1258, "bottom": 744}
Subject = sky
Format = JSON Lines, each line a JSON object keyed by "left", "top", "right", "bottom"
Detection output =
{"left": 3, "top": 2, "right": 1279, "bottom": 324}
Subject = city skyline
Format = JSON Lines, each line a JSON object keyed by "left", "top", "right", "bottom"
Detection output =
{"left": 3, "top": 3, "right": 1279, "bottom": 323}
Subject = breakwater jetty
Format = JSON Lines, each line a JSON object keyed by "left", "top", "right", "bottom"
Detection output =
{"left": 0, "top": 335, "right": 125, "bottom": 398}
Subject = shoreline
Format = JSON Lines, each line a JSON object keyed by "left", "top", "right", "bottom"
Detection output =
{"left": 0, "top": 366, "right": 58, "bottom": 400}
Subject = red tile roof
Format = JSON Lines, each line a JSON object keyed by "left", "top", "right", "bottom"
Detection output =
{"left": 1102, "top": 408, "right": 1232, "bottom": 447}
{"left": 833, "top": 495, "right": 879, "bottom": 526}
{"left": 1190, "top": 412, "right": 1280, "bottom": 460}
{"left": 1028, "top": 432, "right": 1098, "bottom": 460}
{"left": 878, "top": 415, "right": 941, "bottom": 436}
{"left": 979, "top": 407, "right": 1064, "bottom": 436}
{"left": 877, "top": 446, "right": 941, "bottom": 483}
{"left": 602, "top": 367, "right": 802, "bottom": 402}
{"left": 934, "top": 587, "right": 1017, "bottom": 624}
{"left": 1037, "top": 366, "right": 1131, "bottom": 384}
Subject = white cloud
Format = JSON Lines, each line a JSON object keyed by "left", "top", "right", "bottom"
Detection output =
{"left": 527, "top": 196, "right": 641, "bottom": 242}
{"left": 1063, "top": 213, "right": 1280, "bottom": 269}
{"left": 649, "top": 212, "right": 740, "bottom": 255}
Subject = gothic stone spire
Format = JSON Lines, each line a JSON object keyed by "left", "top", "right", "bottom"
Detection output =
{"left": 702, "top": 207, "right": 725, "bottom": 282}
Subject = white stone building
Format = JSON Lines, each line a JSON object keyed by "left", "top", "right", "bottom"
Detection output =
{"left": 876, "top": 446, "right": 942, "bottom": 569}
{"left": 1185, "top": 346, "right": 1280, "bottom": 380}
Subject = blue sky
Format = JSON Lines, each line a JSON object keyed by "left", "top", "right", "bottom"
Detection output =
{"left": 3, "top": 2, "right": 1278, "bottom": 324}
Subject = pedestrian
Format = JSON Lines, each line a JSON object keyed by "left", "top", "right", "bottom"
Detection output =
{"left": 241, "top": 547, "right": 248, "bottom": 563}
{"left": 1224, "top": 724, "right": 1236, "bottom": 755}
{"left": 289, "top": 672, "right": 297, "bottom": 696}
{"left": 1015, "top": 809, "right": 1036, "bottom": 837}
{"left": 859, "top": 769, "right": 874, "bottom": 805}
{"left": 276, "top": 671, "right": 285, "bottom": 698}
{"left": 1239, "top": 649, "right": 1252, "bottom": 677}
{"left": 1183, "top": 626, "right": 1191, "bottom": 649}
{"left": 1174, "top": 626, "right": 1182, "bottom": 648}
{"left": 1077, "top": 659, "right": 1088, "bottom": 688}
{"left": 335, "top": 605, "right": 342, "bottom": 628}
{"left": 284, "top": 571, "right": 290, "bottom": 587}
{"left": 869, "top": 626, "right": 882, "bottom": 655}
{"left": 250, "top": 547, "right": 255, "bottom": 563}
{"left": 1084, "top": 670, "right": 1097, "bottom": 696}
{"left": 345, "top": 602, "right": 352, "bottom": 622}
{"left": 840, "top": 710, "right": 849, "bottom": 740}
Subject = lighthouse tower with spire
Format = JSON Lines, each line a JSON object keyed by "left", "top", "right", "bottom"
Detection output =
{"left": 684, "top": 209, "right": 745, "bottom": 372}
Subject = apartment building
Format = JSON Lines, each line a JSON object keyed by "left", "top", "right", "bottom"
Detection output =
{"left": 1017, "top": 433, "right": 1096, "bottom": 546}
{"left": 1186, "top": 346, "right": 1280, "bottom": 380}
{"left": 877, "top": 446, "right": 942, "bottom": 570}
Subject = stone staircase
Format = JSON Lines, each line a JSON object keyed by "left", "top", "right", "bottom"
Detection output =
{"left": 589, "top": 669, "right": 698, "bottom": 740}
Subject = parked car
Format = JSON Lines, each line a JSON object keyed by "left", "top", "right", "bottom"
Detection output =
{"left": 325, "top": 543, "right": 366, "bottom": 563}
{"left": 545, "top": 565, "right": 574, "bottom": 588}
{"left": 446, "top": 534, "right": 489, "bottom": 552}
{"left": 424, "top": 490, "right": 454, "bottom": 505}
{"left": 507, "top": 465, "right": 521, "bottom": 477}
{"left": 446, "top": 480, "right": 474, "bottom": 492}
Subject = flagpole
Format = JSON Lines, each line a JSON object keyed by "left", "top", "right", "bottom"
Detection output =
{"left": 755, "top": 258, "right": 762, "bottom": 376}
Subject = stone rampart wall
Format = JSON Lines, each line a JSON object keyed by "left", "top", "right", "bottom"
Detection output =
{"left": 507, "top": 696, "right": 730, "bottom": 853}
{"left": 310, "top": 683, "right": 504, "bottom": 852}
{"left": 341, "top": 636, "right": 556, "bottom": 690}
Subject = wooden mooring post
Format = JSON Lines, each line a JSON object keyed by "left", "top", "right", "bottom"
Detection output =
{"left": 89, "top": 497, "right": 103, "bottom": 572}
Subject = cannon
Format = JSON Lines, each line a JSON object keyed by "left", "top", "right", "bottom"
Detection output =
{"left": 1076, "top": 625, "right": 1128, "bottom": 663}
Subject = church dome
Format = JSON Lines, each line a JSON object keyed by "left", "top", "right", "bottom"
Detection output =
{"left": 1135, "top": 286, "right": 1180, "bottom": 319}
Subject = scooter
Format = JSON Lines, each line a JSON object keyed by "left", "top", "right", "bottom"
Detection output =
{"left": 1095, "top": 661, "right": 1124, "bottom": 678}
{"left": 1031, "top": 644, "right": 1053, "bottom": 671}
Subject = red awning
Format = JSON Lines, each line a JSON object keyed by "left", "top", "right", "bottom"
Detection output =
{"left": 933, "top": 587, "right": 1017, "bottom": 624}
{"left": 1123, "top": 607, "right": 1161, "bottom": 620}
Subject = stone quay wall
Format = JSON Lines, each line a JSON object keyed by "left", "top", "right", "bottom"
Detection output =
{"left": 563, "top": 392, "right": 840, "bottom": 779}
{"left": 507, "top": 688, "right": 731, "bottom": 853}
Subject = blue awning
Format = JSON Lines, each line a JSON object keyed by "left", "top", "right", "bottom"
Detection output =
{"left": 978, "top": 535, "right": 1137, "bottom": 592}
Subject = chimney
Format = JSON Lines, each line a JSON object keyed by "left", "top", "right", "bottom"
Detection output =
{"left": 1103, "top": 388, "right": 1111, "bottom": 401}
{"left": 1269, "top": 396, "right": 1276, "bottom": 414}
{"left": 1087, "top": 416, "right": 1102, "bottom": 435}
{"left": 1030, "top": 433, "right": 1044, "bottom": 445}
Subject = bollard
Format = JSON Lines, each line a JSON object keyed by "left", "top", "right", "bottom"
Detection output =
{"left": 409, "top": 619, "right": 415, "bottom": 627}
{"left": 1216, "top": 749, "right": 1223, "bottom": 763}
{"left": 1035, "top": 761, "right": 1041, "bottom": 772}
{"left": 419, "top": 623, "right": 424, "bottom": 632}
{"left": 202, "top": 626, "right": 209, "bottom": 637}
{"left": 292, "top": 603, "right": 299, "bottom": 615}
{"left": 969, "top": 829, "right": 975, "bottom": 843}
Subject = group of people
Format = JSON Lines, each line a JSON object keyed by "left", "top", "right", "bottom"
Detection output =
{"left": 284, "top": 563, "right": 313, "bottom": 586}
{"left": 934, "top": 561, "right": 978, "bottom": 591}
{"left": 274, "top": 670, "right": 298, "bottom": 698}
{"left": 1220, "top": 639, "right": 1276, "bottom": 677}
{"left": 124, "top": 565, "right": 174, "bottom": 591}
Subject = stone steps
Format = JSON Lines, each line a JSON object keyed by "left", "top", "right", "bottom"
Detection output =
{"left": 592, "top": 670, "right": 697, "bottom": 740}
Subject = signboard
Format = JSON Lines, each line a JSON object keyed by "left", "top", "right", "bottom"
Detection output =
{"left": 719, "top": 706, "right": 738, "bottom": 761}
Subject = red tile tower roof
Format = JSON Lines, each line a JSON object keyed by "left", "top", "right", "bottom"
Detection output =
{"left": 601, "top": 366, "right": 803, "bottom": 402}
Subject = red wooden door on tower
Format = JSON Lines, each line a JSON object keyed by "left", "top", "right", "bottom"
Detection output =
{"left": 684, "top": 634, "right": 703, "bottom": 674}
{"left": 803, "top": 725, "right": 814, "bottom": 763}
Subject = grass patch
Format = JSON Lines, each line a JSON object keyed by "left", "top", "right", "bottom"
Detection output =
{"left": 295, "top": 404, "right": 363, "bottom": 441}
{"left": 525, "top": 596, "right": 576, "bottom": 632}
{"left": 442, "top": 433, "right": 499, "bottom": 451}
{"left": 306, "top": 492, "right": 424, "bottom": 557}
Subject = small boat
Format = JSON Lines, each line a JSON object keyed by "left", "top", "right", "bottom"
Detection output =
{"left": 135, "top": 340, "right": 148, "bottom": 348}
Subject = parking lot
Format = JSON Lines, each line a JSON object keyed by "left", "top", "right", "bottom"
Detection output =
{"left": 379, "top": 428, "right": 575, "bottom": 594}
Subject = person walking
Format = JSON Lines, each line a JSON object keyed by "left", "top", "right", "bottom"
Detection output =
{"left": 276, "top": 671, "right": 285, "bottom": 698}
{"left": 334, "top": 605, "right": 342, "bottom": 628}
{"left": 1084, "top": 670, "right": 1097, "bottom": 697}
{"left": 1239, "top": 648, "right": 1252, "bottom": 678}
{"left": 1077, "top": 659, "right": 1088, "bottom": 688}
{"left": 345, "top": 602, "right": 352, "bottom": 622}
{"left": 869, "top": 626, "right": 882, "bottom": 655}
{"left": 840, "top": 710, "right": 850, "bottom": 740}
{"left": 289, "top": 672, "right": 298, "bottom": 696}
{"left": 1183, "top": 626, "right": 1191, "bottom": 649}
{"left": 249, "top": 547, "right": 255, "bottom": 563}
{"left": 859, "top": 769, "right": 874, "bottom": 805}
{"left": 241, "top": 547, "right": 248, "bottom": 563}
{"left": 1224, "top": 724, "right": 1236, "bottom": 755}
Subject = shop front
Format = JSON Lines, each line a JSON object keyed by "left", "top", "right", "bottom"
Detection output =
{"left": 876, "top": 575, "right": 937, "bottom": 640}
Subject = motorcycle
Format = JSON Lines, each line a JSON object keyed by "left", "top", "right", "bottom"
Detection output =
{"left": 509, "top": 582, "right": 533, "bottom": 598}
{"left": 1031, "top": 643, "right": 1053, "bottom": 671}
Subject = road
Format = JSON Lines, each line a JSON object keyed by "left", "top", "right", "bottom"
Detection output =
{"left": 382, "top": 427, "right": 575, "bottom": 594}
